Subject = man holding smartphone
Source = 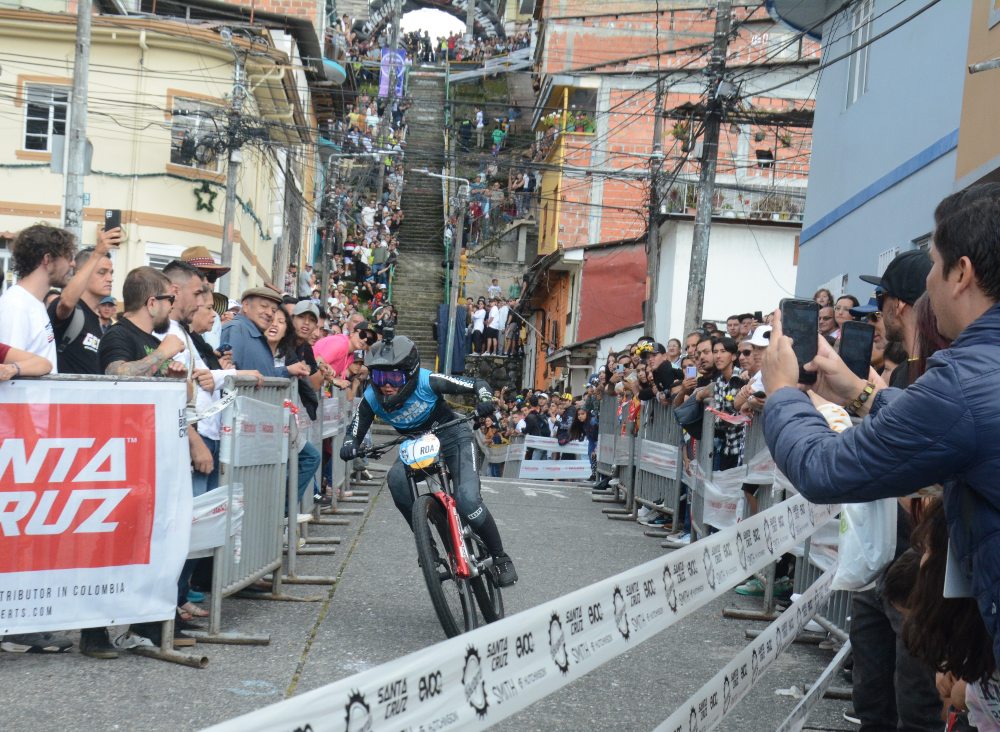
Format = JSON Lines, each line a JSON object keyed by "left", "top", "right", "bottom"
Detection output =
{"left": 762, "top": 241, "right": 956, "bottom": 731}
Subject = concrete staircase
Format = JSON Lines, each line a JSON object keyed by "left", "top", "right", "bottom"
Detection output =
{"left": 395, "top": 72, "right": 447, "bottom": 368}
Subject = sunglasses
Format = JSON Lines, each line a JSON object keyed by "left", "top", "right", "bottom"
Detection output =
{"left": 866, "top": 311, "right": 882, "bottom": 323}
{"left": 357, "top": 330, "right": 377, "bottom": 345}
{"left": 204, "top": 272, "right": 219, "bottom": 284}
{"left": 739, "top": 350, "right": 752, "bottom": 356}
{"left": 371, "top": 369, "right": 407, "bottom": 388}
{"left": 875, "top": 290, "right": 886, "bottom": 311}
{"left": 153, "top": 294, "right": 176, "bottom": 305}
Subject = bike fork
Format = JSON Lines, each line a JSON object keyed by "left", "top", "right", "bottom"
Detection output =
{"left": 433, "top": 492, "right": 473, "bottom": 579}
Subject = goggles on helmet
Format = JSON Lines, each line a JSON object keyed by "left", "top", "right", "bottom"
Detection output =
{"left": 372, "top": 369, "right": 408, "bottom": 388}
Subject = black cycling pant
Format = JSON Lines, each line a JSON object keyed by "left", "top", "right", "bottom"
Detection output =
{"left": 386, "top": 422, "right": 504, "bottom": 555}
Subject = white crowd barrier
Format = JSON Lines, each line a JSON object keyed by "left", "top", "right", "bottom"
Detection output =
{"left": 0, "top": 375, "right": 191, "bottom": 636}
{"left": 202, "top": 493, "right": 839, "bottom": 732}
{"left": 0, "top": 373, "right": 357, "bottom": 663}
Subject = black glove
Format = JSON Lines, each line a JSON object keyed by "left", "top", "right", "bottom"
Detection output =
{"left": 340, "top": 441, "right": 358, "bottom": 461}
{"left": 476, "top": 400, "right": 496, "bottom": 418}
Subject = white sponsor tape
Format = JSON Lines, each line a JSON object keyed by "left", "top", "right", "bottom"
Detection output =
{"left": 522, "top": 435, "right": 589, "bottom": 455}
{"left": 518, "top": 460, "right": 593, "bottom": 480}
{"left": 201, "top": 494, "right": 838, "bottom": 732}
{"left": 653, "top": 568, "right": 836, "bottom": 732}
{"left": 638, "top": 440, "right": 679, "bottom": 478}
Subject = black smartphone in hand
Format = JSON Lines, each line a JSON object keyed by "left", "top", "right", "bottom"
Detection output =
{"left": 104, "top": 209, "right": 121, "bottom": 232}
{"left": 839, "top": 320, "right": 875, "bottom": 379}
{"left": 779, "top": 298, "right": 819, "bottom": 385}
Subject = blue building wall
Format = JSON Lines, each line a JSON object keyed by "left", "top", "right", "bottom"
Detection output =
{"left": 794, "top": 0, "right": 972, "bottom": 298}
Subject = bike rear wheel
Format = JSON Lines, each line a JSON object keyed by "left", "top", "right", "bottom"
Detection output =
{"left": 469, "top": 534, "right": 504, "bottom": 623}
{"left": 412, "top": 494, "right": 476, "bottom": 638}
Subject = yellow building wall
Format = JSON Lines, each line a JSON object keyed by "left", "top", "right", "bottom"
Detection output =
{"left": 956, "top": 0, "right": 1000, "bottom": 186}
{"left": 0, "top": 14, "right": 303, "bottom": 299}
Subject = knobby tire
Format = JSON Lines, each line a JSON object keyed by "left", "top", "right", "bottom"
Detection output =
{"left": 412, "top": 493, "right": 476, "bottom": 638}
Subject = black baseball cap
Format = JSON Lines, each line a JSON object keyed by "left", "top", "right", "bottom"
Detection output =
{"left": 859, "top": 249, "right": 932, "bottom": 306}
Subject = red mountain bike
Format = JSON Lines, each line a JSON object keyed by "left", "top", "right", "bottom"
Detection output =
{"left": 357, "top": 415, "right": 504, "bottom": 638}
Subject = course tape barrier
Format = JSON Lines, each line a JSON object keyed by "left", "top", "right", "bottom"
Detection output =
{"left": 653, "top": 568, "right": 836, "bottom": 732}
{"left": 202, "top": 494, "right": 839, "bottom": 732}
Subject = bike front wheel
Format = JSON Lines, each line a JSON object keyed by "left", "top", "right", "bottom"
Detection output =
{"left": 469, "top": 534, "right": 504, "bottom": 623}
{"left": 412, "top": 494, "right": 477, "bottom": 638}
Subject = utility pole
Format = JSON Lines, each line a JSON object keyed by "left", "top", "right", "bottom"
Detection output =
{"left": 415, "top": 169, "right": 469, "bottom": 376}
{"left": 645, "top": 77, "right": 665, "bottom": 338}
{"left": 320, "top": 156, "right": 338, "bottom": 306}
{"left": 375, "top": 0, "right": 402, "bottom": 197}
{"left": 683, "top": 0, "right": 733, "bottom": 335}
{"left": 63, "top": 0, "right": 91, "bottom": 242}
{"left": 218, "top": 29, "right": 245, "bottom": 297}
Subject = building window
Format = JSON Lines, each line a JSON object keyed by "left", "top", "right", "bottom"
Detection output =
{"left": 912, "top": 233, "right": 931, "bottom": 251}
{"left": 846, "top": 0, "right": 873, "bottom": 107}
{"left": 145, "top": 242, "right": 185, "bottom": 271}
{"left": 170, "top": 98, "right": 223, "bottom": 171}
{"left": 24, "top": 84, "right": 68, "bottom": 151}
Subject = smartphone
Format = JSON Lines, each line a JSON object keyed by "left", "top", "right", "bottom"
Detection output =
{"left": 839, "top": 320, "right": 875, "bottom": 379}
{"left": 104, "top": 208, "right": 121, "bottom": 232}
{"left": 684, "top": 365, "right": 698, "bottom": 379}
{"left": 753, "top": 310, "right": 763, "bottom": 322}
{"left": 615, "top": 364, "right": 625, "bottom": 373}
{"left": 753, "top": 391, "right": 767, "bottom": 399}
{"left": 779, "top": 298, "right": 819, "bottom": 385}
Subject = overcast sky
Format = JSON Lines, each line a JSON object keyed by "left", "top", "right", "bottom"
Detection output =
{"left": 399, "top": 8, "right": 466, "bottom": 38}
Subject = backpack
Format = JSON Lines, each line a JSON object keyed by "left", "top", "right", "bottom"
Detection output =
{"left": 57, "top": 305, "right": 86, "bottom": 353}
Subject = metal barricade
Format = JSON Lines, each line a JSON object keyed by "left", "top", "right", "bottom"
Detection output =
{"left": 595, "top": 393, "right": 617, "bottom": 476}
{"left": 689, "top": 400, "right": 715, "bottom": 541}
{"left": 604, "top": 410, "right": 638, "bottom": 520}
{"left": 793, "top": 535, "right": 852, "bottom": 640}
{"left": 194, "top": 375, "right": 293, "bottom": 644}
{"left": 632, "top": 400, "right": 684, "bottom": 532}
{"left": 282, "top": 382, "right": 338, "bottom": 586}
{"left": 504, "top": 433, "right": 525, "bottom": 477}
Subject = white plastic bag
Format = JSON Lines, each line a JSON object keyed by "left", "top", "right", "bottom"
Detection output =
{"left": 831, "top": 498, "right": 897, "bottom": 591}
{"left": 188, "top": 484, "right": 244, "bottom": 559}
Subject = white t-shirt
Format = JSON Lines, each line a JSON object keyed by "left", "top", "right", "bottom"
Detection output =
{"left": 487, "top": 284, "right": 502, "bottom": 299}
{"left": 487, "top": 305, "right": 499, "bottom": 329}
{"left": 361, "top": 206, "right": 376, "bottom": 229}
{"left": 472, "top": 308, "right": 486, "bottom": 332}
{"left": 475, "top": 110, "right": 484, "bottom": 129}
{"left": 497, "top": 304, "right": 509, "bottom": 330}
{"left": 0, "top": 284, "right": 57, "bottom": 372}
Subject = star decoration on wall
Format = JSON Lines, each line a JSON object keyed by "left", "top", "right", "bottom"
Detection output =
{"left": 194, "top": 182, "right": 217, "bottom": 213}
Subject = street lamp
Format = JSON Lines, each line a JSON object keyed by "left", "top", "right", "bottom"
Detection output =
{"left": 413, "top": 168, "right": 470, "bottom": 376}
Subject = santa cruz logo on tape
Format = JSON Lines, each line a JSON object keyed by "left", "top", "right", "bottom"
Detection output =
{"left": 344, "top": 690, "right": 372, "bottom": 732}
{"left": 763, "top": 516, "right": 774, "bottom": 555}
{"left": 736, "top": 530, "right": 747, "bottom": 571}
{"left": 702, "top": 546, "right": 716, "bottom": 591}
{"left": 662, "top": 564, "right": 678, "bottom": 613}
{"left": 548, "top": 611, "right": 569, "bottom": 674}
{"left": 462, "top": 646, "right": 489, "bottom": 718}
{"left": 612, "top": 586, "right": 630, "bottom": 640}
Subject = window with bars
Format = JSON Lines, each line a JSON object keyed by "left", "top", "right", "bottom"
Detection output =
{"left": 24, "top": 84, "right": 68, "bottom": 151}
{"left": 877, "top": 247, "right": 899, "bottom": 276}
{"left": 846, "top": 0, "right": 874, "bottom": 107}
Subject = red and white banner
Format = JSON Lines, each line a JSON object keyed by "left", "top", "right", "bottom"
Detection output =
{"left": 0, "top": 378, "right": 191, "bottom": 634}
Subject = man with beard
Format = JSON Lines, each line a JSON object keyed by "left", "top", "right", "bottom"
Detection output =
{"left": 98, "top": 266, "right": 187, "bottom": 377}
{"left": 0, "top": 223, "right": 77, "bottom": 370}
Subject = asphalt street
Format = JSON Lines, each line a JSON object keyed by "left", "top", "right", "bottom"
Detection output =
{"left": 0, "top": 461, "right": 855, "bottom": 731}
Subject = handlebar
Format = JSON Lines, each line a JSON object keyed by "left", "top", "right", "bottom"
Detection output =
{"left": 354, "top": 413, "right": 477, "bottom": 460}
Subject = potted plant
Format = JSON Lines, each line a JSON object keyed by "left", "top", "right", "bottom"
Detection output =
{"left": 754, "top": 130, "right": 766, "bottom": 142}
{"left": 671, "top": 121, "right": 690, "bottom": 141}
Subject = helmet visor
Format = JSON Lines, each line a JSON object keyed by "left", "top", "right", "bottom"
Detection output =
{"left": 372, "top": 369, "right": 408, "bottom": 388}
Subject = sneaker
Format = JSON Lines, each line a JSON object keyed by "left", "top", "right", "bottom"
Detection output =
{"left": 356, "top": 470, "right": 374, "bottom": 481}
{"left": 315, "top": 493, "right": 333, "bottom": 507}
{"left": 131, "top": 620, "right": 197, "bottom": 648}
{"left": 493, "top": 552, "right": 518, "bottom": 587}
{"left": 1, "top": 632, "right": 73, "bottom": 654}
{"left": 78, "top": 628, "right": 119, "bottom": 660}
{"left": 636, "top": 506, "right": 654, "bottom": 520}
{"left": 672, "top": 532, "right": 691, "bottom": 545}
{"left": 638, "top": 514, "right": 668, "bottom": 528}
{"left": 735, "top": 577, "right": 766, "bottom": 597}
{"left": 186, "top": 589, "right": 206, "bottom": 603}
{"left": 843, "top": 709, "right": 860, "bottom": 725}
